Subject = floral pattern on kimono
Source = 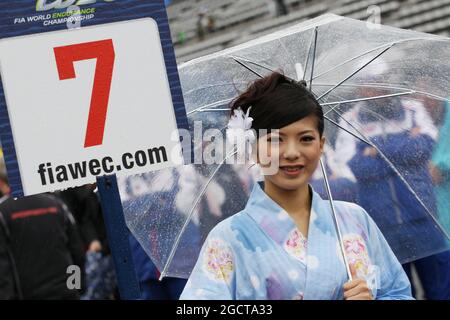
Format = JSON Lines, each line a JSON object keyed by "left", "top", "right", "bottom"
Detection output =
{"left": 335, "top": 233, "right": 380, "bottom": 296}
{"left": 203, "top": 238, "right": 234, "bottom": 284}
{"left": 342, "top": 233, "right": 371, "bottom": 276}
{"left": 284, "top": 229, "right": 308, "bottom": 263}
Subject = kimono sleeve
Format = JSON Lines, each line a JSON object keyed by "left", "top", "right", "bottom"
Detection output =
{"left": 180, "top": 227, "right": 236, "bottom": 300}
{"left": 361, "top": 208, "right": 414, "bottom": 300}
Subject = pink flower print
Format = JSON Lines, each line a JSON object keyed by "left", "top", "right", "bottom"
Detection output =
{"left": 286, "top": 230, "right": 300, "bottom": 247}
{"left": 344, "top": 238, "right": 365, "bottom": 254}
{"left": 203, "top": 239, "right": 234, "bottom": 283}
{"left": 341, "top": 234, "right": 371, "bottom": 278}
{"left": 284, "top": 229, "right": 307, "bottom": 263}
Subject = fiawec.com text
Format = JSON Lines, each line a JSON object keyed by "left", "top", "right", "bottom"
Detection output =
{"left": 36, "top": 146, "right": 168, "bottom": 186}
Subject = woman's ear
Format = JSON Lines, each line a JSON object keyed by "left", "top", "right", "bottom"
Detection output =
{"left": 320, "top": 136, "right": 326, "bottom": 154}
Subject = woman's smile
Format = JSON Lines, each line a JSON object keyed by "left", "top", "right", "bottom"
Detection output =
{"left": 279, "top": 164, "right": 305, "bottom": 177}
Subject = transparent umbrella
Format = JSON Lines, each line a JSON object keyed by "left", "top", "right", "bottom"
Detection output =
{"left": 119, "top": 14, "right": 450, "bottom": 279}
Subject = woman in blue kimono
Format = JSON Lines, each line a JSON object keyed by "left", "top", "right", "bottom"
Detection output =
{"left": 180, "top": 72, "right": 413, "bottom": 300}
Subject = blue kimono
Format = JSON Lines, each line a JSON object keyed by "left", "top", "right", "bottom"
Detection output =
{"left": 180, "top": 182, "right": 413, "bottom": 300}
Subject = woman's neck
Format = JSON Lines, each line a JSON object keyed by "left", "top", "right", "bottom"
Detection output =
{"left": 264, "top": 180, "right": 312, "bottom": 220}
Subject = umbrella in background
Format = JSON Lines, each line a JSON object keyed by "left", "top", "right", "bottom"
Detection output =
{"left": 119, "top": 14, "right": 450, "bottom": 279}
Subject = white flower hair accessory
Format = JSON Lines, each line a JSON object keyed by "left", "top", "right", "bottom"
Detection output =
{"left": 226, "top": 107, "right": 256, "bottom": 155}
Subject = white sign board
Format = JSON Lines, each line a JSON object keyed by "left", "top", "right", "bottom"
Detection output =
{"left": 0, "top": 18, "right": 185, "bottom": 195}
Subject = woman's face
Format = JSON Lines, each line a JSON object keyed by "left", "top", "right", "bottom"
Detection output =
{"left": 257, "top": 115, "right": 325, "bottom": 191}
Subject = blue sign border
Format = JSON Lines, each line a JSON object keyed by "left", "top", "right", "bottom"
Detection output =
{"left": 0, "top": 0, "right": 189, "bottom": 197}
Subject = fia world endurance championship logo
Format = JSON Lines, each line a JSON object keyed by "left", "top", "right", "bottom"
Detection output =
{"left": 36, "top": 0, "right": 115, "bottom": 12}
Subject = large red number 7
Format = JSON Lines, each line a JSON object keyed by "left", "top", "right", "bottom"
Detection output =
{"left": 54, "top": 39, "right": 115, "bottom": 148}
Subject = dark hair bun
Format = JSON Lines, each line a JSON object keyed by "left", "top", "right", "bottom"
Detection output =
{"left": 229, "top": 72, "right": 324, "bottom": 137}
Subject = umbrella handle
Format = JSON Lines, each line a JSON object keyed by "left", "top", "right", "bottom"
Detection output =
{"left": 319, "top": 158, "right": 353, "bottom": 282}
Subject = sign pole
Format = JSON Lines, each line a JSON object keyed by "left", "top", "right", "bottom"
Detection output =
{"left": 97, "top": 174, "right": 140, "bottom": 300}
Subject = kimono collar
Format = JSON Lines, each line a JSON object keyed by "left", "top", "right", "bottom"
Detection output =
{"left": 244, "top": 181, "right": 325, "bottom": 245}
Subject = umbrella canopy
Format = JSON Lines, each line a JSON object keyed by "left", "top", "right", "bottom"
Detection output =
{"left": 119, "top": 14, "right": 450, "bottom": 279}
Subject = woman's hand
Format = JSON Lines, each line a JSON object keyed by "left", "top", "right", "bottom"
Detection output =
{"left": 343, "top": 265, "right": 374, "bottom": 300}
{"left": 88, "top": 240, "right": 102, "bottom": 252}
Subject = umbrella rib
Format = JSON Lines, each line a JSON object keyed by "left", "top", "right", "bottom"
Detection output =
{"left": 311, "top": 88, "right": 371, "bottom": 146}
{"left": 322, "top": 91, "right": 414, "bottom": 108}
{"left": 324, "top": 115, "right": 371, "bottom": 146}
{"left": 159, "top": 149, "right": 238, "bottom": 280}
{"left": 322, "top": 91, "right": 414, "bottom": 116}
{"left": 193, "top": 108, "right": 230, "bottom": 112}
{"left": 331, "top": 111, "right": 450, "bottom": 242}
{"left": 312, "top": 44, "right": 390, "bottom": 81}
{"left": 319, "top": 158, "right": 353, "bottom": 281}
{"left": 230, "top": 56, "right": 265, "bottom": 78}
{"left": 183, "top": 81, "right": 249, "bottom": 95}
{"left": 187, "top": 98, "right": 233, "bottom": 115}
{"left": 309, "top": 27, "right": 318, "bottom": 90}
{"left": 316, "top": 82, "right": 450, "bottom": 104}
{"left": 312, "top": 37, "right": 447, "bottom": 81}
{"left": 315, "top": 88, "right": 354, "bottom": 281}
{"left": 229, "top": 56, "right": 303, "bottom": 85}
{"left": 229, "top": 55, "right": 276, "bottom": 74}
{"left": 302, "top": 27, "right": 317, "bottom": 81}
{"left": 317, "top": 45, "right": 393, "bottom": 102}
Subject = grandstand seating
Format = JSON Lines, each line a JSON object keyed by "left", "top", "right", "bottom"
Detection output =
{"left": 166, "top": 0, "right": 450, "bottom": 63}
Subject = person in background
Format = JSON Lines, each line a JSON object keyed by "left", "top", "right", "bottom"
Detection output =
{"left": 275, "top": 0, "right": 288, "bottom": 16}
{"left": 58, "top": 184, "right": 117, "bottom": 300}
{"left": 0, "top": 161, "right": 85, "bottom": 299}
{"left": 177, "top": 31, "right": 186, "bottom": 45}
{"left": 58, "top": 184, "right": 108, "bottom": 254}
{"left": 196, "top": 8, "right": 208, "bottom": 40}
{"left": 310, "top": 144, "right": 358, "bottom": 203}
{"left": 430, "top": 100, "right": 450, "bottom": 235}
{"left": 335, "top": 89, "right": 450, "bottom": 300}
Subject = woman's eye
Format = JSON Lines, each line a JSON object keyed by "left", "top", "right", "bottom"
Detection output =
{"left": 301, "top": 136, "right": 315, "bottom": 142}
